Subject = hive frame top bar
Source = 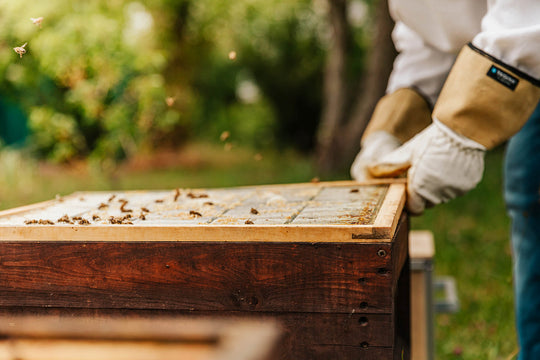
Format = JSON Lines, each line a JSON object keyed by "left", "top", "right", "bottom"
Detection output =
{"left": 0, "top": 180, "right": 406, "bottom": 243}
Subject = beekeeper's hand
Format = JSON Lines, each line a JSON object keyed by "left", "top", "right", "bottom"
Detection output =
{"left": 367, "top": 119, "right": 486, "bottom": 214}
{"left": 368, "top": 44, "right": 540, "bottom": 214}
{"left": 350, "top": 88, "right": 434, "bottom": 181}
{"left": 350, "top": 131, "right": 401, "bottom": 181}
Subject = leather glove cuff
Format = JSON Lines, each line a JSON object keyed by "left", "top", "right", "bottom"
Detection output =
{"left": 434, "top": 44, "right": 540, "bottom": 149}
{"left": 362, "top": 88, "right": 432, "bottom": 144}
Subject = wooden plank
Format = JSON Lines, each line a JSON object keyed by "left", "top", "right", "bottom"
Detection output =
{"left": 0, "top": 340, "right": 393, "bottom": 360}
{"left": 393, "top": 215, "right": 411, "bottom": 360}
{"left": 0, "top": 224, "right": 400, "bottom": 244}
{"left": 372, "top": 183, "right": 406, "bottom": 239}
{"left": 0, "top": 315, "right": 280, "bottom": 360}
{"left": 410, "top": 271, "right": 428, "bottom": 360}
{"left": 0, "top": 310, "right": 395, "bottom": 360}
{"left": 0, "top": 340, "right": 217, "bottom": 360}
{"left": 0, "top": 224, "right": 385, "bottom": 243}
{"left": 0, "top": 241, "right": 396, "bottom": 313}
{"left": 409, "top": 230, "right": 435, "bottom": 260}
{"left": 0, "top": 310, "right": 395, "bottom": 347}
{"left": 409, "top": 230, "right": 435, "bottom": 360}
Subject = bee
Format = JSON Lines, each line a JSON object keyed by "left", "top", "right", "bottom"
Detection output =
{"left": 30, "top": 17, "right": 43, "bottom": 28}
{"left": 174, "top": 188, "right": 181, "bottom": 201}
{"left": 119, "top": 199, "right": 132, "bottom": 213}
{"left": 187, "top": 192, "right": 208, "bottom": 199}
{"left": 220, "top": 131, "right": 230, "bottom": 142}
{"left": 189, "top": 210, "right": 202, "bottom": 218}
{"left": 38, "top": 219, "right": 55, "bottom": 225}
{"left": 250, "top": 208, "right": 259, "bottom": 215}
{"left": 245, "top": 219, "right": 254, "bottom": 225}
{"left": 57, "top": 215, "right": 73, "bottom": 224}
{"left": 13, "top": 43, "right": 27, "bottom": 58}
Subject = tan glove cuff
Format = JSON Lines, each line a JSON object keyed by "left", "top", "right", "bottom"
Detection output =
{"left": 434, "top": 44, "right": 540, "bottom": 149}
{"left": 362, "top": 88, "right": 432, "bottom": 144}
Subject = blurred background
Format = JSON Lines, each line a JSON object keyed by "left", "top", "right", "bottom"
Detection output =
{"left": 0, "top": 0, "right": 515, "bottom": 359}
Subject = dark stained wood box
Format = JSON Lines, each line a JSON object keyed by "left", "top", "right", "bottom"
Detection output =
{"left": 0, "top": 181, "right": 409, "bottom": 359}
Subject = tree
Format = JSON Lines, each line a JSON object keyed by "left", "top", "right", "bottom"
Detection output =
{"left": 316, "top": 0, "right": 396, "bottom": 173}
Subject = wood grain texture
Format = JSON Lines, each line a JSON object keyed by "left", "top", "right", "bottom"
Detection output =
{"left": 0, "top": 241, "right": 395, "bottom": 313}
{"left": 0, "top": 310, "right": 395, "bottom": 360}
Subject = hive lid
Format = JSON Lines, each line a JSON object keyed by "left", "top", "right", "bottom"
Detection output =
{"left": 0, "top": 180, "right": 405, "bottom": 243}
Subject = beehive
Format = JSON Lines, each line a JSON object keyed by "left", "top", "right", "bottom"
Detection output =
{"left": 0, "top": 180, "right": 409, "bottom": 360}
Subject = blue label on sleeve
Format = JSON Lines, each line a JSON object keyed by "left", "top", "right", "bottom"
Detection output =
{"left": 487, "top": 65, "right": 519, "bottom": 90}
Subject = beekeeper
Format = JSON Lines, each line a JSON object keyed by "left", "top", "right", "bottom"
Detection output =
{"left": 350, "top": 1, "right": 540, "bottom": 358}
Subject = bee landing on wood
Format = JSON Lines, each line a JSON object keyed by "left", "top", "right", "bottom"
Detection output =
{"left": 13, "top": 43, "right": 27, "bottom": 58}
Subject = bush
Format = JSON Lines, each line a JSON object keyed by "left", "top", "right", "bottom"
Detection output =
{"left": 0, "top": 0, "right": 182, "bottom": 163}
{"left": 185, "top": 0, "right": 328, "bottom": 151}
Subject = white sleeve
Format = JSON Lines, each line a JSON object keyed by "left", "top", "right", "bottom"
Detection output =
{"left": 386, "top": 22, "right": 457, "bottom": 106}
{"left": 472, "top": 0, "right": 540, "bottom": 79}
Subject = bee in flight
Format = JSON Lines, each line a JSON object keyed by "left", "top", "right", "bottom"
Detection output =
{"left": 13, "top": 43, "right": 27, "bottom": 58}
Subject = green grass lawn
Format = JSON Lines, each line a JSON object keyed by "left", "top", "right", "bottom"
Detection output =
{"left": 0, "top": 143, "right": 516, "bottom": 359}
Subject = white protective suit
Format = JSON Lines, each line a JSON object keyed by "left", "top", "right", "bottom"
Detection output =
{"left": 351, "top": 0, "right": 540, "bottom": 214}
{"left": 387, "top": 0, "right": 540, "bottom": 105}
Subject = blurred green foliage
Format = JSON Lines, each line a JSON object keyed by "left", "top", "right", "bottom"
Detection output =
{"left": 0, "top": 0, "right": 181, "bottom": 164}
{"left": 185, "top": 0, "right": 329, "bottom": 151}
{"left": 184, "top": 0, "right": 372, "bottom": 151}
{"left": 0, "top": 0, "right": 372, "bottom": 162}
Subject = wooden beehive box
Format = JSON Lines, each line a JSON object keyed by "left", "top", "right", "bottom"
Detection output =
{"left": 0, "top": 180, "right": 409, "bottom": 360}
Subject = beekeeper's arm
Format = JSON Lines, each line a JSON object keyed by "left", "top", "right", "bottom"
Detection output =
{"left": 350, "top": 22, "right": 456, "bottom": 180}
{"left": 368, "top": 1, "right": 540, "bottom": 213}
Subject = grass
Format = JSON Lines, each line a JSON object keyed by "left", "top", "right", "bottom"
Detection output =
{"left": 0, "top": 142, "right": 319, "bottom": 211}
{"left": 0, "top": 143, "right": 516, "bottom": 359}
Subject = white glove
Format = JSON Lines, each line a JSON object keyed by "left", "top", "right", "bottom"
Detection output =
{"left": 350, "top": 131, "right": 402, "bottom": 181}
{"left": 367, "top": 119, "right": 486, "bottom": 214}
